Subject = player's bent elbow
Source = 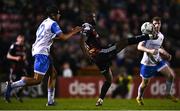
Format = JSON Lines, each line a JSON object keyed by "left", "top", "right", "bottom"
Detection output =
{"left": 57, "top": 33, "right": 70, "bottom": 41}
{"left": 137, "top": 45, "right": 142, "bottom": 51}
{"left": 6, "top": 53, "right": 11, "bottom": 59}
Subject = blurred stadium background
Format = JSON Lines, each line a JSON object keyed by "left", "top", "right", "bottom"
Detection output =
{"left": 0, "top": 0, "right": 180, "bottom": 109}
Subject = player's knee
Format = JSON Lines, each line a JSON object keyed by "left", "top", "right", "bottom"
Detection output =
{"left": 142, "top": 81, "right": 148, "bottom": 87}
{"left": 144, "top": 83, "right": 148, "bottom": 87}
{"left": 33, "top": 77, "right": 42, "bottom": 84}
{"left": 105, "top": 74, "right": 113, "bottom": 83}
{"left": 21, "top": 76, "right": 26, "bottom": 80}
{"left": 105, "top": 80, "right": 112, "bottom": 86}
{"left": 171, "top": 71, "right": 176, "bottom": 79}
{"left": 51, "top": 73, "right": 57, "bottom": 79}
{"left": 107, "top": 79, "right": 113, "bottom": 84}
{"left": 169, "top": 73, "right": 175, "bottom": 81}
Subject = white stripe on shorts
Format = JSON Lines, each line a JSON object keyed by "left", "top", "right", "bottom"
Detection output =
{"left": 157, "top": 63, "right": 168, "bottom": 72}
{"left": 34, "top": 70, "right": 46, "bottom": 75}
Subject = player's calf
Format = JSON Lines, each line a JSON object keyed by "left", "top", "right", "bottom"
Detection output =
{"left": 4, "top": 81, "right": 12, "bottom": 103}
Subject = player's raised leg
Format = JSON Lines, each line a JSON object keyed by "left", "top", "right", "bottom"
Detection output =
{"left": 116, "top": 34, "right": 156, "bottom": 53}
{"left": 4, "top": 54, "right": 49, "bottom": 102}
{"left": 136, "top": 78, "right": 150, "bottom": 105}
{"left": 96, "top": 68, "right": 113, "bottom": 106}
{"left": 116, "top": 22, "right": 157, "bottom": 52}
{"left": 5, "top": 73, "right": 44, "bottom": 102}
{"left": 159, "top": 65, "right": 178, "bottom": 102}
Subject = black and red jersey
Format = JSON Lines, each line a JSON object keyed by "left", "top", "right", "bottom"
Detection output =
{"left": 81, "top": 23, "right": 102, "bottom": 55}
{"left": 81, "top": 23, "right": 118, "bottom": 71}
{"left": 8, "top": 43, "right": 26, "bottom": 68}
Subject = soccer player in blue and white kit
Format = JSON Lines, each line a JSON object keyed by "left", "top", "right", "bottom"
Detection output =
{"left": 4, "top": 5, "right": 81, "bottom": 105}
{"left": 136, "top": 16, "right": 178, "bottom": 105}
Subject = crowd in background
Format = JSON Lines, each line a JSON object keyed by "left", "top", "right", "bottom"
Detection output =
{"left": 0, "top": 0, "right": 180, "bottom": 79}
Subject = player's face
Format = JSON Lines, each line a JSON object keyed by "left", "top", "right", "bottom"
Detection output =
{"left": 153, "top": 20, "right": 161, "bottom": 32}
{"left": 17, "top": 35, "right": 25, "bottom": 45}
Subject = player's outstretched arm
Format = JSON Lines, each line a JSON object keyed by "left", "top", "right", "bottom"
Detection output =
{"left": 79, "top": 36, "right": 92, "bottom": 60}
{"left": 137, "top": 41, "right": 158, "bottom": 55}
{"left": 55, "top": 26, "right": 81, "bottom": 40}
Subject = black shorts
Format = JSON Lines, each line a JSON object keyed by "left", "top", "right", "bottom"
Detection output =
{"left": 92, "top": 44, "right": 117, "bottom": 72}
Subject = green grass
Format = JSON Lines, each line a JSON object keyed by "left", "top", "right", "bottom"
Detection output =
{"left": 0, "top": 97, "right": 180, "bottom": 110}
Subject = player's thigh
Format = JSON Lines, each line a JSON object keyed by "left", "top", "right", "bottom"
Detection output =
{"left": 49, "top": 65, "right": 57, "bottom": 78}
{"left": 141, "top": 77, "right": 150, "bottom": 86}
{"left": 103, "top": 68, "right": 113, "bottom": 83}
{"left": 159, "top": 65, "right": 175, "bottom": 78}
{"left": 34, "top": 73, "right": 44, "bottom": 81}
{"left": 34, "top": 54, "right": 50, "bottom": 75}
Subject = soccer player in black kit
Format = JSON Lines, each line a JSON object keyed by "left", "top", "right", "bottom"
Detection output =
{"left": 6, "top": 34, "right": 27, "bottom": 102}
{"left": 79, "top": 13, "right": 157, "bottom": 106}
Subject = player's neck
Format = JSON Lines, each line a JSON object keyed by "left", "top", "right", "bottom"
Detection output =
{"left": 16, "top": 42, "right": 23, "bottom": 45}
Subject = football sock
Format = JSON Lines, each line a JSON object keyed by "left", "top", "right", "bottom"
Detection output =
{"left": 99, "top": 81, "right": 111, "bottom": 99}
{"left": 166, "top": 80, "right": 173, "bottom": 95}
{"left": 48, "top": 88, "right": 55, "bottom": 103}
{"left": 128, "top": 34, "right": 149, "bottom": 45}
{"left": 11, "top": 80, "right": 26, "bottom": 88}
{"left": 137, "top": 83, "right": 145, "bottom": 98}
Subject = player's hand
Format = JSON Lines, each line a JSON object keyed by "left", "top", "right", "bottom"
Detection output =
{"left": 72, "top": 26, "right": 82, "bottom": 34}
{"left": 88, "top": 48, "right": 100, "bottom": 56}
{"left": 149, "top": 49, "right": 158, "bottom": 55}
{"left": 16, "top": 56, "right": 21, "bottom": 61}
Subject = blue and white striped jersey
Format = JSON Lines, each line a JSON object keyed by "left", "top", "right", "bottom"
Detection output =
{"left": 32, "top": 17, "right": 62, "bottom": 56}
{"left": 141, "top": 32, "right": 164, "bottom": 66}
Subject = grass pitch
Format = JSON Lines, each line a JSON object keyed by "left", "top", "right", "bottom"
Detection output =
{"left": 0, "top": 97, "right": 180, "bottom": 110}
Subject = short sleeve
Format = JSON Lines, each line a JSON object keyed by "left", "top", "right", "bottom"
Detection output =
{"left": 51, "top": 22, "right": 62, "bottom": 35}
{"left": 8, "top": 44, "right": 15, "bottom": 55}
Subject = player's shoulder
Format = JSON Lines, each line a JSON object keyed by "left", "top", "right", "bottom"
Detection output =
{"left": 9, "top": 43, "right": 16, "bottom": 49}
{"left": 158, "top": 32, "right": 164, "bottom": 38}
{"left": 43, "top": 17, "right": 57, "bottom": 26}
{"left": 156, "top": 32, "right": 164, "bottom": 41}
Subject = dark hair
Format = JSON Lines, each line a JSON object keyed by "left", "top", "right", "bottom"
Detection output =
{"left": 82, "top": 12, "right": 96, "bottom": 26}
{"left": 152, "top": 16, "right": 161, "bottom": 22}
{"left": 16, "top": 32, "right": 24, "bottom": 37}
{"left": 46, "top": 5, "right": 60, "bottom": 16}
{"left": 17, "top": 34, "right": 24, "bottom": 38}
